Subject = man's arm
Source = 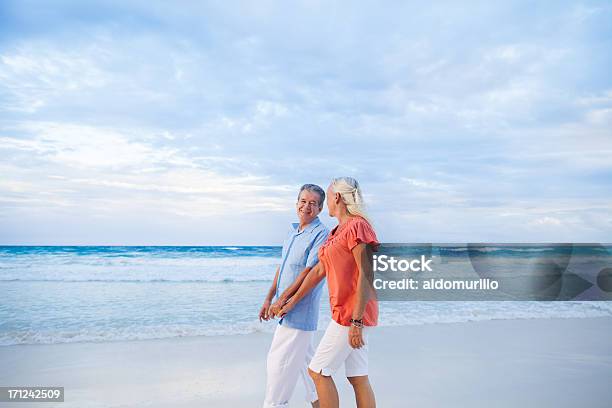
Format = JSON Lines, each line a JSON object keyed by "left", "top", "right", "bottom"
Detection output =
{"left": 259, "top": 266, "right": 280, "bottom": 322}
{"left": 276, "top": 262, "right": 325, "bottom": 317}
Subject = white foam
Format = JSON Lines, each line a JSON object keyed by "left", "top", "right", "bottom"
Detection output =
{"left": 0, "top": 255, "right": 280, "bottom": 282}
{"left": 2, "top": 302, "right": 610, "bottom": 346}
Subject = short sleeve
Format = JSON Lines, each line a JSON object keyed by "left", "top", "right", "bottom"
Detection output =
{"left": 347, "top": 219, "right": 380, "bottom": 252}
{"left": 306, "top": 228, "right": 330, "bottom": 268}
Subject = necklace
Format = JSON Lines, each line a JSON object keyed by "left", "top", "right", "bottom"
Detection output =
{"left": 331, "top": 217, "right": 355, "bottom": 237}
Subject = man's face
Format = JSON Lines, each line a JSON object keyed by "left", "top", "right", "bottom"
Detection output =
{"left": 296, "top": 190, "right": 322, "bottom": 225}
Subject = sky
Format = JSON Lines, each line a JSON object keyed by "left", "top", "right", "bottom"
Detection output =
{"left": 1, "top": 0, "right": 611, "bottom": 245}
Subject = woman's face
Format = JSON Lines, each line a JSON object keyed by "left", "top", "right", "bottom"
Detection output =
{"left": 326, "top": 184, "right": 338, "bottom": 218}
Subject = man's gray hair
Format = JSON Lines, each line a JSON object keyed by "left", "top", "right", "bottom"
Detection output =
{"left": 297, "top": 184, "right": 326, "bottom": 209}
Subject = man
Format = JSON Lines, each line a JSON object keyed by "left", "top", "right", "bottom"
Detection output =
{"left": 259, "top": 184, "right": 329, "bottom": 408}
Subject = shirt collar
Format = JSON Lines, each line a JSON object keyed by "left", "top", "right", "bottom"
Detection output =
{"left": 292, "top": 217, "right": 321, "bottom": 235}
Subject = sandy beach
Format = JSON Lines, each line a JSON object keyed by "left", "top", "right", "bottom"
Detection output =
{"left": 1, "top": 316, "right": 611, "bottom": 407}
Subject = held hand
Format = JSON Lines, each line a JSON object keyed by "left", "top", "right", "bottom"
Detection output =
{"left": 268, "top": 299, "right": 284, "bottom": 318}
{"left": 276, "top": 297, "right": 295, "bottom": 318}
{"left": 258, "top": 299, "right": 272, "bottom": 322}
{"left": 349, "top": 324, "right": 365, "bottom": 349}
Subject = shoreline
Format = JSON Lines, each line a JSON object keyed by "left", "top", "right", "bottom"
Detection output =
{"left": 3, "top": 309, "right": 612, "bottom": 348}
{"left": 1, "top": 316, "right": 611, "bottom": 407}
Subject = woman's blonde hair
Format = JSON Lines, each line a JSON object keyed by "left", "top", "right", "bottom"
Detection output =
{"left": 331, "top": 177, "right": 369, "bottom": 221}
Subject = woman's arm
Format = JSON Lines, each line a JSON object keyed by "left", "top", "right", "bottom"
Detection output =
{"left": 273, "top": 265, "right": 313, "bottom": 306}
{"left": 275, "top": 262, "right": 325, "bottom": 317}
{"left": 351, "top": 243, "right": 374, "bottom": 320}
{"left": 268, "top": 266, "right": 314, "bottom": 317}
{"left": 349, "top": 243, "right": 374, "bottom": 348}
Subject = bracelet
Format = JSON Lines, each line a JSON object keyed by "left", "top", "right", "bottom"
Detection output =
{"left": 350, "top": 318, "right": 364, "bottom": 328}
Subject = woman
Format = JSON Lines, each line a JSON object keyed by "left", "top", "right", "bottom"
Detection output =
{"left": 275, "top": 177, "right": 379, "bottom": 408}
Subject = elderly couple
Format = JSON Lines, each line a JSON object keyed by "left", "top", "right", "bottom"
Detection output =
{"left": 259, "top": 177, "right": 379, "bottom": 408}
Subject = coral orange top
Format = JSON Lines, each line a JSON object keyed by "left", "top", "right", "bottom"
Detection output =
{"left": 318, "top": 216, "right": 379, "bottom": 327}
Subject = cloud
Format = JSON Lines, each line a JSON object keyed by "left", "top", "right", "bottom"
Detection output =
{"left": 0, "top": 121, "right": 297, "bottom": 222}
{"left": 530, "top": 216, "right": 562, "bottom": 227}
{"left": 0, "top": 43, "right": 110, "bottom": 113}
{"left": 0, "top": 0, "right": 611, "bottom": 243}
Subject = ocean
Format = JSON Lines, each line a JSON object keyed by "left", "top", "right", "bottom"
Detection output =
{"left": 1, "top": 245, "right": 611, "bottom": 346}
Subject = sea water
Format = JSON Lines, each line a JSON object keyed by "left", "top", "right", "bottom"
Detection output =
{"left": 1, "top": 246, "right": 611, "bottom": 346}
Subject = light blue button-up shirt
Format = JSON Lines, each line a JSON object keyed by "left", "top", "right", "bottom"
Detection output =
{"left": 276, "top": 217, "right": 329, "bottom": 331}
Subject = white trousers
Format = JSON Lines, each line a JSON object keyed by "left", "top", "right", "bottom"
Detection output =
{"left": 263, "top": 324, "right": 318, "bottom": 408}
{"left": 308, "top": 319, "right": 370, "bottom": 377}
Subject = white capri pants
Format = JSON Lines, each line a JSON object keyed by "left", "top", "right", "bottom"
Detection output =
{"left": 263, "top": 324, "right": 318, "bottom": 408}
{"left": 308, "top": 319, "right": 371, "bottom": 377}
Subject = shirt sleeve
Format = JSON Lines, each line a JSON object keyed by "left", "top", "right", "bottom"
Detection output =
{"left": 305, "top": 228, "right": 330, "bottom": 268}
{"left": 347, "top": 219, "right": 380, "bottom": 252}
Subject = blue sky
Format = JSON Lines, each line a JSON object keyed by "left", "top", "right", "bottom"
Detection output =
{"left": 1, "top": 1, "right": 611, "bottom": 245}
